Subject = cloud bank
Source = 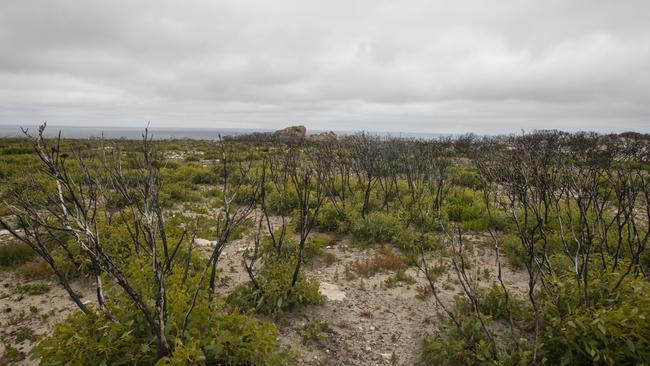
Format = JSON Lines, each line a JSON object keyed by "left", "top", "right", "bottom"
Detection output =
{"left": 1, "top": 0, "right": 649, "bottom": 133}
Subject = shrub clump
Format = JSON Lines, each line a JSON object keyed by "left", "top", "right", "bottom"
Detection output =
{"left": 227, "top": 260, "right": 323, "bottom": 317}
{"left": 538, "top": 271, "right": 650, "bottom": 365}
{"left": 33, "top": 268, "right": 293, "bottom": 366}
{"left": 299, "top": 318, "right": 330, "bottom": 345}
{"left": 0, "top": 242, "right": 36, "bottom": 268}
{"left": 352, "top": 247, "right": 404, "bottom": 277}
{"left": 17, "top": 283, "right": 50, "bottom": 295}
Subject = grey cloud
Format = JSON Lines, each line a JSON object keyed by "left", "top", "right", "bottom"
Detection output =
{"left": 0, "top": 0, "right": 649, "bottom": 133}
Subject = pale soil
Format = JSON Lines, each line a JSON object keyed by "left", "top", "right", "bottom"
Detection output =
{"left": 212, "top": 231, "right": 530, "bottom": 366}
{"left": 0, "top": 228, "right": 95, "bottom": 365}
{"left": 0, "top": 272, "right": 94, "bottom": 365}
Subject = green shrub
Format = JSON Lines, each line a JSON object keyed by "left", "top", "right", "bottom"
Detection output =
{"left": 105, "top": 191, "right": 133, "bottom": 211}
{"left": 202, "top": 187, "right": 224, "bottom": 200}
{"left": 1, "top": 342, "right": 24, "bottom": 363}
{"left": 420, "top": 302, "right": 531, "bottom": 366}
{"left": 460, "top": 217, "right": 489, "bottom": 231}
{"left": 161, "top": 182, "right": 200, "bottom": 206}
{"left": 190, "top": 169, "right": 218, "bottom": 185}
{"left": 502, "top": 234, "right": 527, "bottom": 269}
{"left": 231, "top": 184, "right": 257, "bottom": 205}
{"left": 451, "top": 169, "right": 483, "bottom": 190}
{"left": 351, "top": 211, "right": 404, "bottom": 244}
{"left": 313, "top": 203, "right": 349, "bottom": 233}
{"left": 184, "top": 153, "right": 201, "bottom": 162}
{"left": 384, "top": 269, "right": 416, "bottom": 288}
{"left": 15, "top": 326, "right": 36, "bottom": 342}
{"left": 227, "top": 260, "right": 323, "bottom": 317}
{"left": 445, "top": 193, "right": 482, "bottom": 223}
{"left": 420, "top": 314, "right": 503, "bottom": 366}
{"left": 265, "top": 188, "right": 299, "bottom": 216}
{"left": 538, "top": 270, "right": 650, "bottom": 365}
{"left": 304, "top": 234, "right": 330, "bottom": 261}
{"left": 17, "top": 283, "right": 50, "bottom": 295}
{"left": 299, "top": 319, "right": 330, "bottom": 345}
{"left": 0, "top": 242, "right": 36, "bottom": 267}
{"left": 33, "top": 266, "right": 293, "bottom": 365}
{"left": 476, "top": 284, "right": 533, "bottom": 324}
{"left": 17, "top": 260, "right": 54, "bottom": 279}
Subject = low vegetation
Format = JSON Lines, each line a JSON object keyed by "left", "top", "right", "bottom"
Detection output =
{"left": 0, "top": 126, "right": 648, "bottom": 364}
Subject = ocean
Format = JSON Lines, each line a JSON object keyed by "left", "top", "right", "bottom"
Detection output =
{"left": 0, "top": 125, "right": 452, "bottom": 140}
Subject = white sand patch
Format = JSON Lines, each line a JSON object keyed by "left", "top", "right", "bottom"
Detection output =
{"left": 319, "top": 282, "right": 346, "bottom": 302}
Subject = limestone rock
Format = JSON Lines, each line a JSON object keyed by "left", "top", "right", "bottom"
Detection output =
{"left": 272, "top": 125, "right": 306, "bottom": 140}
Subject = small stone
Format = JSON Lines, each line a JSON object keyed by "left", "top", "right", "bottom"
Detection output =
{"left": 365, "top": 346, "right": 372, "bottom": 352}
{"left": 370, "top": 326, "right": 376, "bottom": 331}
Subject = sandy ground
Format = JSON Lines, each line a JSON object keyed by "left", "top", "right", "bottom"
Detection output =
{"left": 0, "top": 272, "right": 94, "bottom": 365}
{"left": 212, "top": 231, "right": 529, "bottom": 366}
{"left": 0, "top": 223, "right": 528, "bottom": 365}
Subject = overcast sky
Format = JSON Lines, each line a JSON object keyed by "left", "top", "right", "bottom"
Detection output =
{"left": 1, "top": 1, "right": 649, "bottom": 134}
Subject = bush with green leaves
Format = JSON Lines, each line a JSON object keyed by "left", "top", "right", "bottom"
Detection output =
{"left": 420, "top": 296, "right": 531, "bottom": 366}
{"left": 33, "top": 264, "right": 293, "bottom": 366}
{"left": 351, "top": 211, "right": 404, "bottom": 244}
{"left": 450, "top": 168, "right": 483, "bottom": 190}
{"left": 501, "top": 234, "right": 527, "bottom": 269}
{"left": 445, "top": 192, "right": 482, "bottom": 223}
{"left": 265, "top": 187, "right": 300, "bottom": 216}
{"left": 0, "top": 241, "right": 36, "bottom": 268}
{"left": 227, "top": 259, "right": 323, "bottom": 318}
{"left": 420, "top": 311, "right": 529, "bottom": 366}
{"left": 313, "top": 202, "right": 350, "bottom": 233}
{"left": 160, "top": 182, "right": 201, "bottom": 206}
{"left": 384, "top": 269, "right": 416, "bottom": 288}
{"left": 475, "top": 284, "right": 533, "bottom": 325}
{"left": 299, "top": 319, "right": 330, "bottom": 345}
{"left": 230, "top": 184, "right": 257, "bottom": 205}
{"left": 538, "top": 270, "right": 650, "bottom": 365}
{"left": 443, "top": 190, "right": 510, "bottom": 232}
{"left": 17, "top": 283, "right": 50, "bottom": 295}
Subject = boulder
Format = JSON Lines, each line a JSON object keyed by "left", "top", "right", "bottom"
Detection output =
{"left": 310, "top": 131, "right": 337, "bottom": 141}
{"left": 272, "top": 125, "right": 306, "bottom": 140}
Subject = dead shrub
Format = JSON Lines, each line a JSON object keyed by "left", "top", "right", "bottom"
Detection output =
{"left": 352, "top": 247, "right": 404, "bottom": 277}
{"left": 322, "top": 252, "right": 337, "bottom": 266}
{"left": 18, "top": 260, "right": 52, "bottom": 280}
{"left": 360, "top": 310, "right": 374, "bottom": 318}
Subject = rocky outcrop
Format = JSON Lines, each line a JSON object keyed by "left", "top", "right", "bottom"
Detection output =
{"left": 229, "top": 125, "right": 338, "bottom": 142}
{"left": 310, "top": 131, "right": 337, "bottom": 141}
{"left": 272, "top": 125, "right": 306, "bottom": 140}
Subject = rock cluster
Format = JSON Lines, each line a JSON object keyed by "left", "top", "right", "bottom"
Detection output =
{"left": 272, "top": 125, "right": 307, "bottom": 140}
{"left": 230, "top": 125, "right": 338, "bottom": 142}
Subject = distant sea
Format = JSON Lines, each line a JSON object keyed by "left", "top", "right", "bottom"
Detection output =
{"left": 0, "top": 125, "right": 451, "bottom": 140}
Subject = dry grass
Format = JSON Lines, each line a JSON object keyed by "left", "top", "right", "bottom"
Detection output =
{"left": 415, "top": 285, "right": 432, "bottom": 300}
{"left": 322, "top": 251, "right": 337, "bottom": 266}
{"left": 352, "top": 247, "right": 404, "bottom": 277}
{"left": 373, "top": 247, "right": 404, "bottom": 271}
{"left": 18, "top": 260, "right": 52, "bottom": 279}
{"left": 359, "top": 310, "right": 374, "bottom": 318}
